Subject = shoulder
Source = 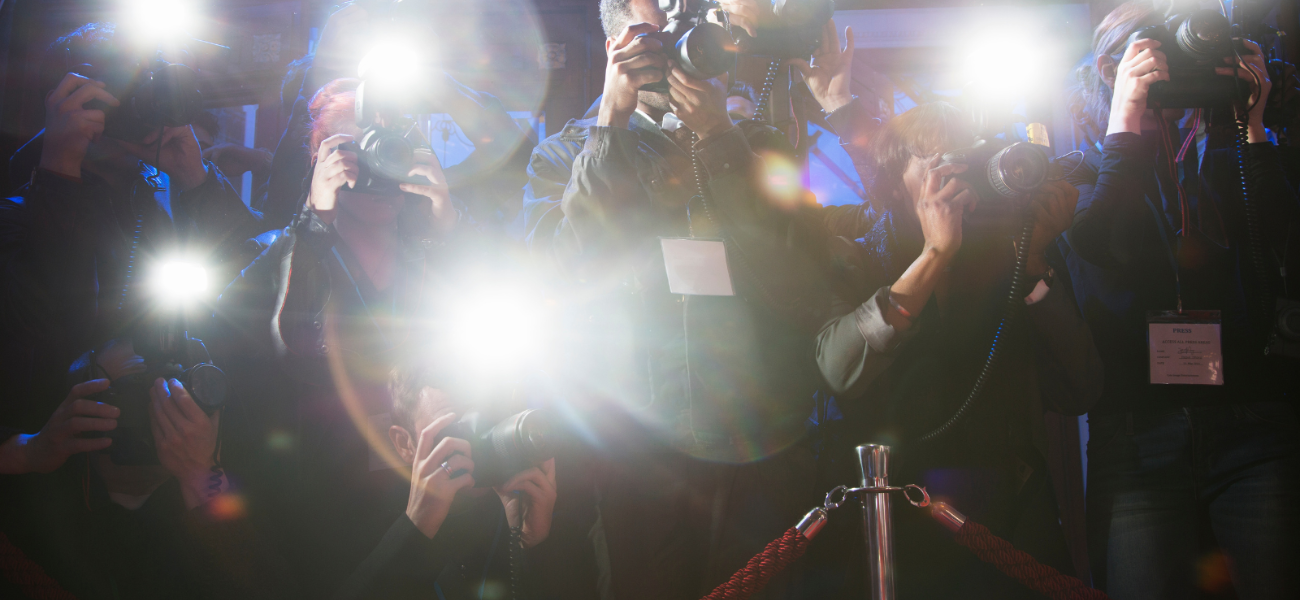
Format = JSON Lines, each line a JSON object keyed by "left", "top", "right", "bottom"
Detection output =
{"left": 529, "top": 117, "right": 599, "bottom": 178}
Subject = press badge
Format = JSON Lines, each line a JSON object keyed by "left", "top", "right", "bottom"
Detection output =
{"left": 660, "top": 238, "right": 735, "bottom": 296}
{"left": 1147, "top": 310, "right": 1224, "bottom": 385}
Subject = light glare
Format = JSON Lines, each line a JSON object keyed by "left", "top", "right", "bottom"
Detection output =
{"left": 150, "top": 259, "right": 210, "bottom": 304}
{"left": 125, "top": 0, "right": 198, "bottom": 41}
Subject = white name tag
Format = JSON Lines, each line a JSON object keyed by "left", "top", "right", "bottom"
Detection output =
{"left": 660, "top": 238, "right": 735, "bottom": 296}
{"left": 1147, "top": 311, "right": 1224, "bottom": 385}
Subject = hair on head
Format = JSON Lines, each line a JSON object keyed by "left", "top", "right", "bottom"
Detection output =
{"left": 306, "top": 78, "right": 361, "bottom": 161}
{"left": 599, "top": 0, "right": 636, "bottom": 39}
{"left": 1068, "top": 1, "right": 1158, "bottom": 144}
{"left": 868, "top": 102, "right": 974, "bottom": 210}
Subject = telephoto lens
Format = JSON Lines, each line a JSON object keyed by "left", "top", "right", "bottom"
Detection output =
{"left": 446, "top": 409, "right": 556, "bottom": 488}
{"left": 938, "top": 140, "right": 1049, "bottom": 202}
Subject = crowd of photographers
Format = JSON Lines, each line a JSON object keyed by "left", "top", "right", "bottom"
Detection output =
{"left": 0, "top": 0, "right": 1297, "bottom": 599}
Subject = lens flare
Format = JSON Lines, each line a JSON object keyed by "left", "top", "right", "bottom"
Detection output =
{"left": 149, "top": 259, "right": 209, "bottom": 305}
{"left": 123, "top": 0, "right": 199, "bottom": 41}
{"left": 758, "top": 151, "right": 805, "bottom": 209}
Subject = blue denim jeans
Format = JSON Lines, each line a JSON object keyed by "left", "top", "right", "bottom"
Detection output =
{"left": 1086, "top": 402, "right": 1300, "bottom": 600}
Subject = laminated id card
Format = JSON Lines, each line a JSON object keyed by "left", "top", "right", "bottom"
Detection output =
{"left": 660, "top": 238, "right": 735, "bottom": 296}
{"left": 1147, "top": 310, "right": 1223, "bottom": 385}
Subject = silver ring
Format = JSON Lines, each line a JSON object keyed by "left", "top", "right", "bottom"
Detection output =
{"left": 440, "top": 461, "right": 453, "bottom": 476}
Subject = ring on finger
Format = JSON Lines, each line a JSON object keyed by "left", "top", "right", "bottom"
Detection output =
{"left": 440, "top": 461, "right": 453, "bottom": 476}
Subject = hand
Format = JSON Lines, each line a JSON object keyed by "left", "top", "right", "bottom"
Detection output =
{"left": 315, "top": 2, "right": 370, "bottom": 75}
{"left": 716, "top": 0, "right": 775, "bottom": 38}
{"left": 307, "top": 134, "right": 359, "bottom": 226}
{"left": 38, "top": 73, "right": 119, "bottom": 179}
{"left": 667, "top": 65, "right": 732, "bottom": 141}
{"left": 915, "top": 155, "right": 977, "bottom": 261}
{"left": 1025, "top": 180, "right": 1079, "bottom": 276}
{"left": 494, "top": 458, "right": 557, "bottom": 549}
{"left": 789, "top": 19, "right": 854, "bottom": 113}
{"left": 1107, "top": 39, "right": 1169, "bottom": 135}
{"left": 3, "top": 380, "right": 119, "bottom": 474}
{"left": 1216, "top": 39, "right": 1272, "bottom": 141}
{"left": 598, "top": 23, "right": 669, "bottom": 128}
{"left": 407, "top": 413, "right": 476, "bottom": 539}
{"left": 120, "top": 126, "right": 209, "bottom": 192}
{"left": 202, "top": 143, "right": 273, "bottom": 178}
{"left": 150, "top": 378, "right": 222, "bottom": 509}
{"left": 400, "top": 150, "right": 456, "bottom": 234}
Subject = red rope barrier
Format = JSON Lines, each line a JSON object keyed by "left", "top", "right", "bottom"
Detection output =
{"left": 0, "top": 531, "right": 78, "bottom": 599}
{"left": 700, "top": 527, "right": 809, "bottom": 600}
{"left": 953, "top": 519, "right": 1108, "bottom": 600}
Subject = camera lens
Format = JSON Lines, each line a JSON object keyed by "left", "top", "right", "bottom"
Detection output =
{"left": 676, "top": 22, "right": 735, "bottom": 81}
{"left": 488, "top": 408, "right": 554, "bottom": 467}
{"left": 1276, "top": 303, "right": 1300, "bottom": 341}
{"left": 1176, "top": 9, "right": 1230, "bottom": 61}
{"left": 987, "top": 143, "right": 1049, "bottom": 198}
{"left": 185, "top": 363, "right": 227, "bottom": 414}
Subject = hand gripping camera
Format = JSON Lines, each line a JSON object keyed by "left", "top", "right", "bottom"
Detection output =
{"left": 443, "top": 409, "right": 555, "bottom": 488}
{"left": 937, "top": 138, "right": 1051, "bottom": 203}
{"left": 68, "top": 322, "right": 226, "bottom": 466}
{"left": 639, "top": 0, "right": 834, "bottom": 93}
{"left": 1126, "top": 9, "right": 1252, "bottom": 108}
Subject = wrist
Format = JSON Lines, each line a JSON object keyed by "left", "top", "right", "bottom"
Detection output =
{"left": 406, "top": 506, "right": 445, "bottom": 539}
{"left": 0, "top": 434, "right": 33, "bottom": 475}
{"left": 1026, "top": 252, "right": 1050, "bottom": 277}
{"left": 1107, "top": 109, "right": 1142, "bottom": 135}
{"left": 820, "top": 93, "right": 853, "bottom": 114}
{"left": 1247, "top": 121, "right": 1267, "bottom": 143}
{"left": 170, "top": 161, "right": 208, "bottom": 193}
{"left": 695, "top": 120, "right": 732, "bottom": 141}
{"left": 597, "top": 102, "right": 632, "bottom": 129}
{"left": 921, "top": 243, "right": 957, "bottom": 264}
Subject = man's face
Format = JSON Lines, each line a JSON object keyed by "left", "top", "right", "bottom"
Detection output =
{"left": 626, "top": 0, "right": 672, "bottom": 113}
{"left": 391, "top": 387, "right": 458, "bottom": 467}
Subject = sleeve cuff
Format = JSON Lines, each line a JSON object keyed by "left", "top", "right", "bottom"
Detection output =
{"left": 584, "top": 125, "right": 639, "bottom": 158}
{"left": 1101, "top": 132, "right": 1157, "bottom": 172}
{"left": 855, "top": 286, "right": 916, "bottom": 354}
{"left": 694, "top": 126, "right": 749, "bottom": 179}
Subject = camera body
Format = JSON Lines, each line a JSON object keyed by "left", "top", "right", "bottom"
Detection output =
{"left": 1126, "top": 9, "right": 1251, "bottom": 108}
{"left": 639, "top": 0, "right": 833, "bottom": 93}
{"left": 69, "top": 324, "right": 226, "bottom": 466}
{"left": 1265, "top": 297, "right": 1300, "bottom": 360}
{"left": 334, "top": 131, "right": 432, "bottom": 197}
{"left": 443, "top": 409, "right": 554, "bottom": 488}
{"left": 71, "top": 54, "right": 204, "bottom": 142}
{"left": 938, "top": 138, "right": 1050, "bottom": 202}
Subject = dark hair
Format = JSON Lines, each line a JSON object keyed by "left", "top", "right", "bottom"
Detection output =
{"left": 1067, "top": 1, "right": 1158, "bottom": 144}
{"left": 599, "top": 0, "right": 636, "bottom": 39}
{"left": 306, "top": 78, "right": 362, "bottom": 161}
{"left": 42, "top": 22, "right": 119, "bottom": 99}
{"left": 728, "top": 81, "right": 758, "bottom": 105}
{"left": 867, "top": 102, "right": 974, "bottom": 211}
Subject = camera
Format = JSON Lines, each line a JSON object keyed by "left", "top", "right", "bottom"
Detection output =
{"left": 937, "top": 138, "right": 1050, "bottom": 202}
{"left": 638, "top": 0, "right": 834, "bottom": 93}
{"left": 443, "top": 409, "right": 555, "bottom": 488}
{"left": 333, "top": 130, "right": 433, "bottom": 196}
{"left": 68, "top": 325, "right": 226, "bottom": 466}
{"left": 1265, "top": 297, "right": 1300, "bottom": 360}
{"left": 67, "top": 41, "right": 210, "bottom": 142}
{"left": 1126, "top": 9, "right": 1252, "bottom": 108}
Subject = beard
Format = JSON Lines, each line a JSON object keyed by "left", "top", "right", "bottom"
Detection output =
{"left": 637, "top": 89, "right": 672, "bottom": 114}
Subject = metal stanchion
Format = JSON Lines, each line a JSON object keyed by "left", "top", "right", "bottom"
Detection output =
{"left": 857, "top": 444, "right": 895, "bottom": 600}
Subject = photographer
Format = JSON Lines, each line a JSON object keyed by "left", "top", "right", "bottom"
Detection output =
{"left": 258, "top": 1, "right": 532, "bottom": 232}
{"left": 211, "top": 78, "right": 463, "bottom": 598}
{"left": 813, "top": 102, "right": 1102, "bottom": 599}
{"left": 521, "top": 1, "right": 832, "bottom": 598}
{"left": 0, "top": 339, "right": 295, "bottom": 599}
{"left": 0, "top": 22, "right": 260, "bottom": 440}
{"left": 333, "top": 362, "right": 556, "bottom": 600}
{"left": 1066, "top": 3, "right": 1299, "bottom": 597}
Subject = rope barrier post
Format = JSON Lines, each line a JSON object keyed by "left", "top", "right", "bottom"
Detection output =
{"left": 857, "top": 444, "right": 895, "bottom": 600}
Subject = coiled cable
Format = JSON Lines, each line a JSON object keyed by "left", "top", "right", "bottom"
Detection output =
{"left": 755, "top": 59, "right": 781, "bottom": 123}
{"left": 916, "top": 209, "right": 1035, "bottom": 443}
{"left": 1236, "top": 113, "right": 1274, "bottom": 323}
{"left": 507, "top": 525, "right": 526, "bottom": 600}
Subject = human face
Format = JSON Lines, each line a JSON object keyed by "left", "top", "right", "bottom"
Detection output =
{"left": 627, "top": 0, "right": 673, "bottom": 114}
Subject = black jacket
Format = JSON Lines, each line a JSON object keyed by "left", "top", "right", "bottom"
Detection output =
{"left": 521, "top": 114, "right": 831, "bottom": 461}
{"left": 0, "top": 158, "right": 259, "bottom": 433}
{"left": 1063, "top": 132, "right": 1300, "bottom": 415}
